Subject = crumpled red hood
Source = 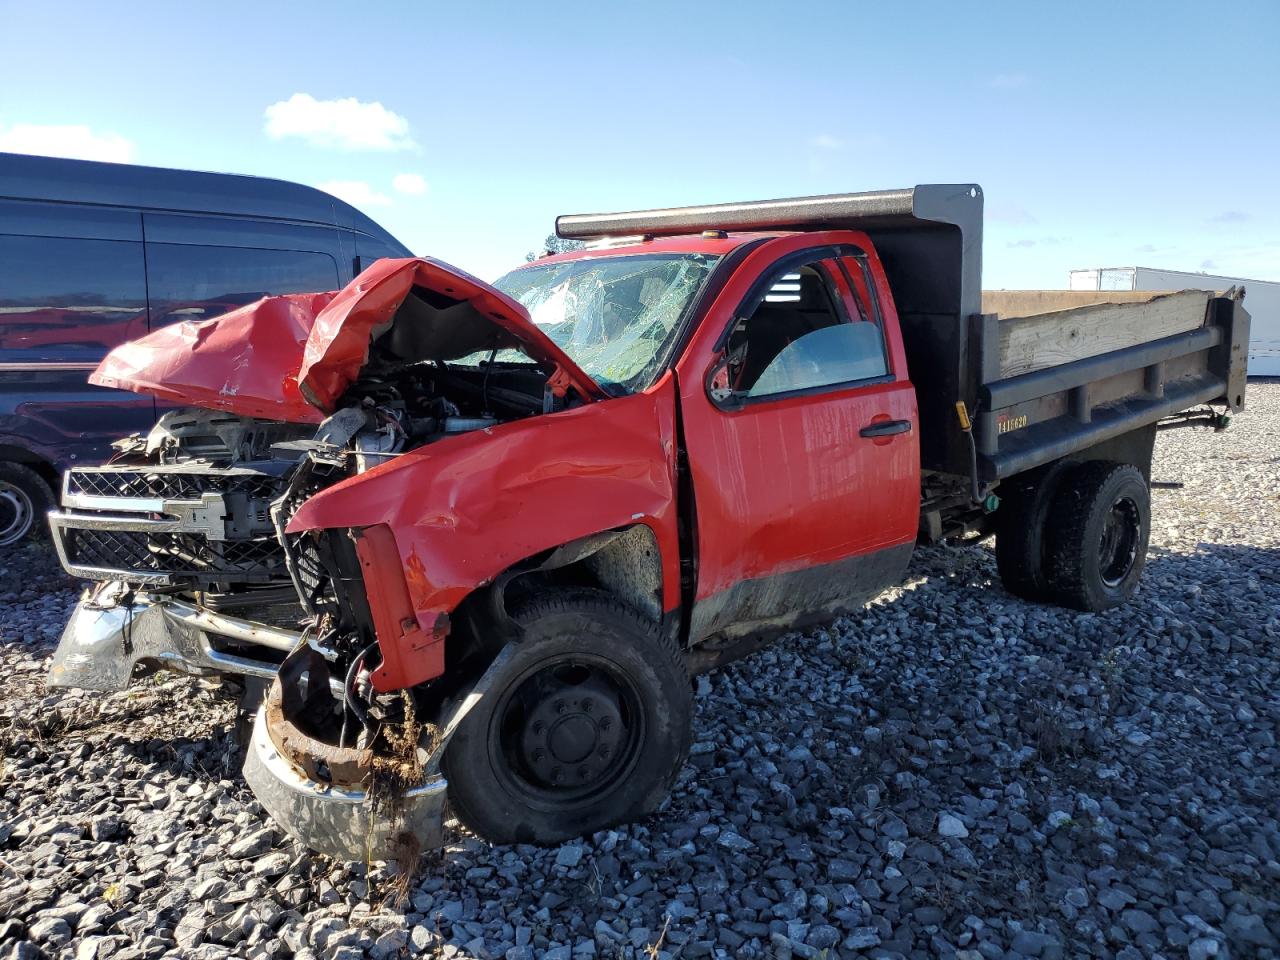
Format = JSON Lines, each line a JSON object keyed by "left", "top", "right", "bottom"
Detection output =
{"left": 90, "top": 257, "right": 603, "bottom": 423}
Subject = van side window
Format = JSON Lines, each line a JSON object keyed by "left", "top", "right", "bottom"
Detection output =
{"left": 722, "top": 257, "right": 889, "bottom": 401}
{"left": 0, "top": 235, "right": 147, "bottom": 361}
{"left": 145, "top": 245, "right": 340, "bottom": 328}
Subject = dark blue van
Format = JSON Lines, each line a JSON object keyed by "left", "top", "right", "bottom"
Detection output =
{"left": 0, "top": 152, "right": 412, "bottom": 545}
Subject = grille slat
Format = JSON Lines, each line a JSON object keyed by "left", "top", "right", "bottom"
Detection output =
{"left": 67, "top": 470, "right": 280, "bottom": 502}
{"left": 66, "top": 527, "right": 285, "bottom": 583}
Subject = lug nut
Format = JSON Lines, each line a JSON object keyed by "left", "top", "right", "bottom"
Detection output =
{"left": 555, "top": 700, "right": 567, "bottom": 715}
{"left": 551, "top": 767, "right": 563, "bottom": 782}
{"left": 599, "top": 746, "right": 610, "bottom": 759}
{"left": 582, "top": 698, "right": 593, "bottom": 713}
{"left": 533, "top": 749, "right": 546, "bottom": 761}
{"left": 578, "top": 765, "right": 590, "bottom": 779}
{"left": 599, "top": 717, "right": 612, "bottom": 731}
{"left": 532, "top": 721, "right": 544, "bottom": 735}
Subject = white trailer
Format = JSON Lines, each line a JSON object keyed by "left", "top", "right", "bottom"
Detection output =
{"left": 1070, "top": 267, "right": 1279, "bottom": 376}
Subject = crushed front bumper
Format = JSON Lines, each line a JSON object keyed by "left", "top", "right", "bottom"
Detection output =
{"left": 244, "top": 645, "right": 515, "bottom": 862}
{"left": 48, "top": 583, "right": 301, "bottom": 692}
{"left": 242, "top": 707, "right": 448, "bottom": 862}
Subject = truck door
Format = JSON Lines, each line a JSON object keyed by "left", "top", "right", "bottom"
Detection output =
{"left": 677, "top": 242, "right": 919, "bottom": 644}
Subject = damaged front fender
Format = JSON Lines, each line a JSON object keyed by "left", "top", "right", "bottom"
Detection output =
{"left": 284, "top": 379, "right": 683, "bottom": 693}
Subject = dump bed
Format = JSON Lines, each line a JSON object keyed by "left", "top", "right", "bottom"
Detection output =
{"left": 970, "top": 287, "right": 1249, "bottom": 480}
{"left": 558, "top": 184, "right": 1251, "bottom": 481}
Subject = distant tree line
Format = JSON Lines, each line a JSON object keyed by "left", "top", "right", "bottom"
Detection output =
{"left": 526, "top": 235, "right": 586, "bottom": 262}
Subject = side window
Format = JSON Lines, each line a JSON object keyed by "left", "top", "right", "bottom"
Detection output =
{"left": 355, "top": 234, "right": 410, "bottom": 275}
{"left": 717, "top": 255, "right": 888, "bottom": 402}
{"left": 145, "top": 244, "right": 340, "bottom": 328}
{"left": 0, "top": 234, "right": 148, "bottom": 361}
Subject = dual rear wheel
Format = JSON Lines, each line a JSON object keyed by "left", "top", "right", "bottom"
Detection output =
{"left": 996, "top": 460, "right": 1151, "bottom": 611}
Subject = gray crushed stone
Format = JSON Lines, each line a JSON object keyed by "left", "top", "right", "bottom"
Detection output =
{"left": 2, "top": 383, "right": 1278, "bottom": 959}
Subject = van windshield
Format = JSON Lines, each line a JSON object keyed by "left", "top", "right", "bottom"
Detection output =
{"left": 488, "top": 253, "right": 721, "bottom": 392}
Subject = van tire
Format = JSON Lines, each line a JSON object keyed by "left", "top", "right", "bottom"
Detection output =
{"left": 0, "top": 462, "right": 53, "bottom": 547}
{"left": 1044, "top": 461, "right": 1151, "bottom": 611}
{"left": 444, "top": 588, "right": 691, "bottom": 846}
{"left": 994, "top": 474, "right": 1057, "bottom": 602}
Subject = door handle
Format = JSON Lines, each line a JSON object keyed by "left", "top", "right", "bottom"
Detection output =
{"left": 859, "top": 419, "right": 912, "bottom": 438}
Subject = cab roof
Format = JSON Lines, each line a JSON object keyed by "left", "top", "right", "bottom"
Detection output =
{"left": 523, "top": 231, "right": 776, "bottom": 267}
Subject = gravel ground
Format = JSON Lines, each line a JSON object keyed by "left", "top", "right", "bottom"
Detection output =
{"left": 2, "top": 384, "right": 1278, "bottom": 960}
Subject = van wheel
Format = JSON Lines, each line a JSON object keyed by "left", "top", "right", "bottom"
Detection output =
{"left": 443, "top": 589, "right": 691, "bottom": 846}
{"left": 994, "top": 473, "right": 1058, "bottom": 602}
{"left": 1044, "top": 462, "right": 1150, "bottom": 611}
{"left": 0, "top": 463, "right": 53, "bottom": 547}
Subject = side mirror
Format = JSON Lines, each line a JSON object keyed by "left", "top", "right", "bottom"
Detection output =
{"left": 707, "top": 341, "right": 748, "bottom": 408}
{"left": 709, "top": 357, "right": 734, "bottom": 404}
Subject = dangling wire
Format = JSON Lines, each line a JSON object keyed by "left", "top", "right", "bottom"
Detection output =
{"left": 339, "top": 640, "right": 379, "bottom": 748}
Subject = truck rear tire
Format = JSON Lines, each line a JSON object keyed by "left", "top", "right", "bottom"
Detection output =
{"left": 0, "top": 462, "right": 53, "bottom": 547}
{"left": 443, "top": 589, "right": 692, "bottom": 845}
{"left": 994, "top": 474, "right": 1058, "bottom": 602}
{"left": 1044, "top": 461, "right": 1150, "bottom": 611}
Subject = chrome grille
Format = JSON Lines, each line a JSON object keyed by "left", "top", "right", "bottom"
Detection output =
{"left": 66, "top": 468, "right": 281, "bottom": 502}
{"left": 63, "top": 527, "right": 285, "bottom": 583}
{"left": 52, "top": 464, "right": 292, "bottom": 586}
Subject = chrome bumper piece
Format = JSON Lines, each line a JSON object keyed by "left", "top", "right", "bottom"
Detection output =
{"left": 242, "top": 709, "right": 449, "bottom": 862}
{"left": 48, "top": 584, "right": 302, "bottom": 692}
{"left": 244, "top": 646, "right": 515, "bottom": 862}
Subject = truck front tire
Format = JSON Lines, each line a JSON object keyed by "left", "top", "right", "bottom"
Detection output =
{"left": 1044, "top": 461, "right": 1151, "bottom": 611}
{"left": 0, "top": 462, "right": 53, "bottom": 547}
{"left": 443, "top": 589, "right": 692, "bottom": 846}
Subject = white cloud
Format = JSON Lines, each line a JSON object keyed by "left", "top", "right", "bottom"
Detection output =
{"left": 0, "top": 123, "right": 136, "bottom": 163}
{"left": 988, "top": 72, "right": 1029, "bottom": 89}
{"left": 317, "top": 180, "right": 391, "bottom": 208}
{"left": 392, "top": 172, "right": 428, "bottom": 195}
{"left": 811, "top": 134, "right": 843, "bottom": 150}
{"left": 264, "top": 93, "right": 414, "bottom": 151}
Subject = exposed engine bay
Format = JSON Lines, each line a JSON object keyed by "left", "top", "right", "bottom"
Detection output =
{"left": 268, "top": 358, "right": 566, "bottom": 730}
{"left": 49, "top": 294, "right": 575, "bottom": 680}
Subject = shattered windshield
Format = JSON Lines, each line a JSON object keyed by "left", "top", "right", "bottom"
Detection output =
{"left": 488, "top": 253, "right": 721, "bottom": 392}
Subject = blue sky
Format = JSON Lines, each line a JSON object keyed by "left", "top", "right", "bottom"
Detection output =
{"left": 1, "top": 0, "right": 1277, "bottom": 286}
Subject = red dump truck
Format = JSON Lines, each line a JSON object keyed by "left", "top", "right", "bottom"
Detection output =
{"left": 47, "top": 185, "right": 1249, "bottom": 859}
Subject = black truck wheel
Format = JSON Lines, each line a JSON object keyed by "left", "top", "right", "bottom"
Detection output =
{"left": 0, "top": 462, "right": 53, "bottom": 547}
{"left": 1044, "top": 461, "right": 1151, "bottom": 611}
{"left": 443, "top": 589, "right": 692, "bottom": 845}
{"left": 994, "top": 473, "right": 1059, "bottom": 602}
